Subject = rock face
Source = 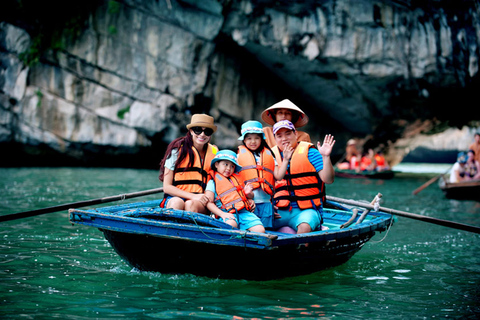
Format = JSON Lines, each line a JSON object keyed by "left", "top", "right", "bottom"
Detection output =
{"left": 0, "top": 0, "right": 479, "bottom": 168}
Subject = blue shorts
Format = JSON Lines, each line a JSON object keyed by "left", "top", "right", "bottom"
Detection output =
{"left": 273, "top": 207, "right": 322, "bottom": 231}
{"left": 221, "top": 209, "right": 263, "bottom": 231}
{"left": 254, "top": 202, "right": 274, "bottom": 229}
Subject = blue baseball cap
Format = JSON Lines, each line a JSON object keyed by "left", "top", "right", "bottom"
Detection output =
{"left": 457, "top": 152, "right": 467, "bottom": 164}
{"left": 273, "top": 120, "right": 296, "bottom": 135}
{"left": 238, "top": 120, "right": 265, "bottom": 140}
{"left": 211, "top": 150, "right": 242, "bottom": 173}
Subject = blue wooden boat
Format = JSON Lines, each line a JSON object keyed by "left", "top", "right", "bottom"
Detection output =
{"left": 69, "top": 199, "right": 394, "bottom": 280}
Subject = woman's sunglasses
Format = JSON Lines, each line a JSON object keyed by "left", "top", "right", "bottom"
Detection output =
{"left": 191, "top": 127, "right": 214, "bottom": 136}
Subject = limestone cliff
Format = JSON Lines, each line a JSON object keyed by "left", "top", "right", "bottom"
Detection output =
{"left": 0, "top": 0, "right": 479, "bottom": 168}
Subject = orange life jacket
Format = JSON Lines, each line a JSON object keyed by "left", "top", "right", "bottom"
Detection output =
{"left": 374, "top": 154, "right": 385, "bottom": 166}
{"left": 160, "top": 144, "right": 217, "bottom": 208}
{"left": 237, "top": 146, "right": 275, "bottom": 195}
{"left": 360, "top": 156, "right": 372, "bottom": 170}
{"left": 171, "top": 144, "right": 217, "bottom": 193}
{"left": 272, "top": 141, "right": 325, "bottom": 210}
{"left": 211, "top": 171, "right": 253, "bottom": 214}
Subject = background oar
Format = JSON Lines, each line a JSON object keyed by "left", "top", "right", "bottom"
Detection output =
{"left": 327, "top": 195, "right": 480, "bottom": 234}
{"left": 0, "top": 187, "right": 164, "bottom": 223}
{"left": 412, "top": 167, "right": 451, "bottom": 195}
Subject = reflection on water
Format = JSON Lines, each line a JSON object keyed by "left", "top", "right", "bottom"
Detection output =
{"left": 0, "top": 167, "right": 479, "bottom": 319}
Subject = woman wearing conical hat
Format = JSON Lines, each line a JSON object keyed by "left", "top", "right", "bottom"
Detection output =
{"left": 261, "top": 99, "right": 311, "bottom": 148}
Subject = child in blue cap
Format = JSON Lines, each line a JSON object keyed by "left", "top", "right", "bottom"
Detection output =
{"left": 205, "top": 150, "right": 266, "bottom": 233}
{"left": 236, "top": 120, "right": 293, "bottom": 229}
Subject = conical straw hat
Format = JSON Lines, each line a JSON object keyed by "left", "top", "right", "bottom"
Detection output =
{"left": 261, "top": 99, "right": 309, "bottom": 128}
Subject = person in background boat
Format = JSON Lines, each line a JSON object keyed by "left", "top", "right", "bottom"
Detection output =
{"left": 271, "top": 120, "right": 335, "bottom": 234}
{"left": 359, "top": 148, "right": 377, "bottom": 172}
{"left": 236, "top": 120, "right": 292, "bottom": 229}
{"left": 468, "top": 132, "right": 480, "bottom": 163}
{"left": 205, "top": 150, "right": 266, "bottom": 233}
{"left": 464, "top": 149, "right": 480, "bottom": 180}
{"left": 158, "top": 114, "right": 218, "bottom": 214}
{"left": 261, "top": 99, "right": 311, "bottom": 148}
{"left": 374, "top": 149, "right": 390, "bottom": 172}
{"left": 449, "top": 151, "right": 468, "bottom": 183}
{"left": 336, "top": 139, "right": 360, "bottom": 170}
{"left": 349, "top": 150, "right": 361, "bottom": 171}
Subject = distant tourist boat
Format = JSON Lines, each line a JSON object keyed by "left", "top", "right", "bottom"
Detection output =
{"left": 69, "top": 199, "right": 393, "bottom": 280}
{"left": 335, "top": 168, "right": 395, "bottom": 179}
{"left": 438, "top": 177, "right": 480, "bottom": 201}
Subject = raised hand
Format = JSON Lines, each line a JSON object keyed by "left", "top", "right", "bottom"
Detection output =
{"left": 317, "top": 134, "right": 336, "bottom": 157}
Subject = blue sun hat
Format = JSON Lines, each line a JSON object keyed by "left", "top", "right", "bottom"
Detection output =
{"left": 211, "top": 150, "right": 242, "bottom": 173}
{"left": 238, "top": 120, "right": 266, "bottom": 141}
{"left": 457, "top": 151, "right": 467, "bottom": 164}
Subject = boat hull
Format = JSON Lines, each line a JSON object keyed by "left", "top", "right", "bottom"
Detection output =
{"left": 69, "top": 200, "right": 393, "bottom": 280}
{"left": 101, "top": 228, "right": 373, "bottom": 280}
{"left": 439, "top": 178, "right": 480, "bottom": 201}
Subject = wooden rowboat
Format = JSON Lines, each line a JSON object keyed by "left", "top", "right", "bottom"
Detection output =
{"left": 438, "top": 176, "right": 480, "bottom": 201}
{"left": 69, "top": 199, "right": 393, "bottom": 280}
{"left": 335, "top": 168, "right": 395, "bottom": 179}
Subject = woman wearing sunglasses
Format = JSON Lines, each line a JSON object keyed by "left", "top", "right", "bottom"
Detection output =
{"left": 159, "top": 114, "right": 218, "bottom": 214}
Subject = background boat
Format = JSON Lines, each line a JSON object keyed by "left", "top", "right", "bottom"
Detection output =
{"left": 335, "top": 168, "right": 395, "bottom": 179}
{"left": 438, "top": 176, "right": 480, "bottom": 201}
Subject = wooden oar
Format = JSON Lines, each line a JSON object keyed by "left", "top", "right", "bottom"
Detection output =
{"left": 412, "top": 167, "right": 451, "bottom": 195}
{"left": 0, "top": 187, "right": 164, "bottom": 223}
{"left": 327, "top": 195, "right": 480, "bottom": 234}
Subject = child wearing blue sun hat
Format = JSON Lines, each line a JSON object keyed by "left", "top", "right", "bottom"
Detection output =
{"left": 205, "top": 150, "right": 265, "bottom": 233}
{"left": 236, "top": 121, "right": 291, "bottom": 229}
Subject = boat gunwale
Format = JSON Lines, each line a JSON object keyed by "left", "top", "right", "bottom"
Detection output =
{"left": 440, "top": 179, "right": 480, "bottom": 189}
{"left": 69, "top": 203, "right": 393, "bottom": 249}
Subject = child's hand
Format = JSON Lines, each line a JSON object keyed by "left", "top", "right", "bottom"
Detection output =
{"left": 273, "top": 205, "right": 281, "bottom": 219}
{"left": 317, "top": 134, "right": 336, "bottom": 156}
{"left": 221, "top": 212, "right": 236, "bottom": 220}
{"left": 244, "top": 182, "right": 254, "bottom": 195}
{"left": 247, "top": 199, "right": 256, "bottom": 211}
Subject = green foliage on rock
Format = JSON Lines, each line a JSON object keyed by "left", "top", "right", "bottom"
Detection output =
{"left": 117, "top": 105, "right": 131, "bottom": 120}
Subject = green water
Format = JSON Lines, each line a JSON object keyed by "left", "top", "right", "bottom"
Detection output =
{"left": 1, "top": 167, "right": 479, "bottom": 319}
